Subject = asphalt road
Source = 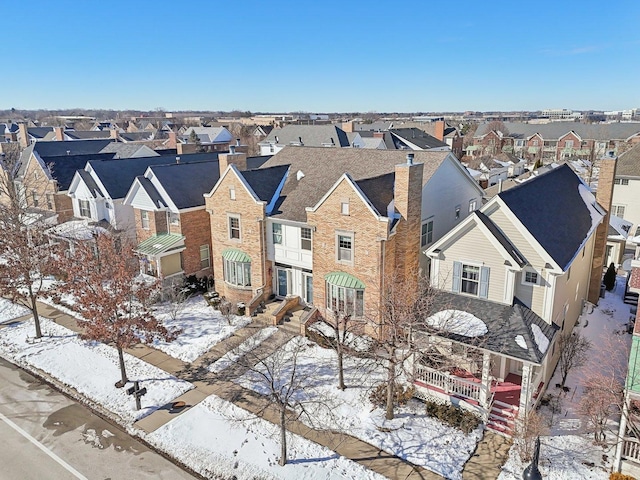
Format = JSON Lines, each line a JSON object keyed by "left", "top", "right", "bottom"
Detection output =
{"left": 0, "top": 357, "right": 198, "bottom": 480}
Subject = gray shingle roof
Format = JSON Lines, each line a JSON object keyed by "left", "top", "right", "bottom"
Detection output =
{"left": 355, "top": 173, "right": 395, "bottom": 216}
{"left": 616, "top": 143, "right": 640, "bottom": 177}
{"left": 148, "top": 161, "right": 220, "bottom": 209}
{"left": 242, "top": 165, "right": 289, "bottom": 202}
{"left": 498, "top": 164, "right": 600, "bottom": 270}
{"left": 99, "top": 143, "right": 154, "bottom": 158}
{"left": 475, "top": 121, "right": 640, "bottom": 141}
{"left": 65, "top": 131, "right": 112, "bottom": 140}
{"left": 136, "top": 176, "right": 166, "bottom": 209}
{"left": 425, "top": 292, "right": 559, "bottom": 364}
{"left": 32, "top": 139, "right": 114, "bottom": 157}
{"left": 258, "top": 146, "right": 451, "bottom": 222}
{"left": 389, "top": 128, "right": 448, "bottom": 149}
{"left": 264, "top": 125, "right": 351, "bottom": 147}
{"left": 77, "top": 169, "right": 104, "bottom": 198}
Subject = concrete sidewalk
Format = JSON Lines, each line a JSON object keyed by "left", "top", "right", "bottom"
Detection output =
{"left": 26, "top": 300, "right": 510, "bottom": 479}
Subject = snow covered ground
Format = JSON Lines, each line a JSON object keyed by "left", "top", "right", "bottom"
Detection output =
{"left": 152, "top": 294, "right": 251, "bottom": 362}
{"left": 0, "top": 297, "right": 29, "bottom": 322}
{"left": 146, "top": 395, "right": 386, "bottom": 480}
{"left": 0, "top": 317, "right": 193, "bottom": 423}
{"left": 237, "top": 336, "right": 482, "bottom": 480}
{"left": 499, "top": 274, "right": 634, "bottom": 479}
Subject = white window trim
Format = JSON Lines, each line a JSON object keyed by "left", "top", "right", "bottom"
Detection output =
{"left": 336, "top": 231, "right": 354, "bottom": 265}
{"left": 272, "top": 222, "right": 283, "bottom": 245}
{"left": 460, "top": 262, "right": 481, "bottom": 296}
{"left": 141, "top": 210, "right": 150, "bottom": 230}
{"left": 301, "top": 227, "right": 312, "bottom": 251}
{"left": 421, "top": 219, "right": 434, "bottom": 247}
{"left": 199, "top": 244, "right": 210, "bottom": 269}
{"left": 521, "top": 268, "right": 541, "bottom": 286}
{"left": 468, "top": 199, "right": 477, "bottom": 213}
{"left": 228, "top": 214, "right": 241, "bottom": 241}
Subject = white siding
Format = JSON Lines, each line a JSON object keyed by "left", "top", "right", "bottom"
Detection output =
{"left": 267, "top": 220, "right": 313, "bottom": 270}
{"left": 127, "top": 183, "right": 159, "bottom": 211}
{"left": 612, "top": 177, "right": 640, "bottom": 238}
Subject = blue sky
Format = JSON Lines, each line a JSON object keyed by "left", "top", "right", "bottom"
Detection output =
{"left": 4, "top": 0, "right": 639, "bottom": 112}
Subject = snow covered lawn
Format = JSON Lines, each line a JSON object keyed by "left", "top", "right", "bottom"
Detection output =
{"left": 237, "top": 336, "right": 482, "bottom": 480}
{"left": 209, "top": 326, "right": 278, "bottom": 374}
{"left": 146, "top": 394, "right": 386, "bottom": 480}
{"left": 152, "top": 295, "right": 251, "bottom": 363}
{"left": 0, "top": 298, "right": 30, "bottom": 322}
{"left": 499, "top": 435, "right": 611, "bottom": 480}
{"left": 0, "top": 317, "right": 193, "bottom": 423}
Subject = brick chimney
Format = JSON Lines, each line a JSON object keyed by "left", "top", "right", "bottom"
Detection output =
{"left": 167, "top": 131, "right": 177, "bottom": 149}
{"left": 434, "top": 121, "right": 445, "bottom": 141}
{"left": 109, "top": 129, "right": 119, "bottom": 140}
{"left": 219, "top": 145, "right": 247, "bottom": 177}
{"left": 54, "top": 126, "right": 65, "bottom": 141}
{"left": 373, "top": 131, "right": 385, "bottom": 139}
{"left": 18, "top": 122, "right": 29, "bottom": 148}
{"left": 342, "top": 121, "right": 354, "bottom": 133}
{"left": 393, "top": 152, "right": 424, "bottom": 280}
{"left": 233, "top": 138, "right": 249, "bottom": 154}
{"left": 587, "top": 156, "right": 617, "bottom": 304}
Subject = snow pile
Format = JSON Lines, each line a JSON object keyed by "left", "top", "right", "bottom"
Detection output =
{"left": 209, "top": 327, "right": 278, "bottom": 374}
{"left": 0, "top": 298, "right": 29, "bottom": 322}
{"left": 515, "top": 335, "right": 527, "bottom": 349}
{"left": 530, "top": 324, "right": 549, "bottom": 354}
{"left": 152, "top": 295, "right": 251, "bottom": 362}
{"left": 0, "top": 318, "right": 192, "bottom": 423}
{"left": 146, "top": 395, "right": 386, "bottom": 480}
{"left": 237, "top": 337, "right": 482, "bottom": 479}
{"left": 426, "top": 309, "right": 488, "bottom": 337}
{"left": 498, "top": 435, "right": 611, "bottom": 480}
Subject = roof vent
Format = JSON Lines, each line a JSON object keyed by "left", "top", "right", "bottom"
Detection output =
{"left": 297, "top": 170, "right": 305, "bottom": 181}
{"left": 66, "top": 150, "right": 71, "bottom": 155}
{"left": 236, "top": 138, "right": 241, "bottom": 146}
{"left": 275, "top": 136, "right": 279, "bottom": 143}
{"left": 406, "top": 153, "right": 414, "bottom": 165}
{"left": 176, "top": 156, "right": 180, "bottom": 164}
{"left": 298, "top": 136, "right": 303, "bottom": 145}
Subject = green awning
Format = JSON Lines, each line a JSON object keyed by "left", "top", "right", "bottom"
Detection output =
{"left": 135, "top": 233, "right": 184, "bottom": 256}
{"left": 222, "top": 248, "right": 251, "bottom": 263}
{"left": 324, "top": 271, "right": 365, "bottom": 289}
{"left": 527, "top": 147, "right": 540, "bottom": 153}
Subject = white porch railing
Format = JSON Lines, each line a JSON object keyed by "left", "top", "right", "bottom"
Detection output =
{"left": 414, "top": 364, "right": 482, "bottom": 403}
{"left": 622, "top": 437, "right": 640, "bottom": 463}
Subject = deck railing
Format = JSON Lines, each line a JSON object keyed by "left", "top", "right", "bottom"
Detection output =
{"left": 622, "top": 437, "right": 640, "bottom": 463}
{"left": 414, "top": 364, "right": 482, "bottom": 402}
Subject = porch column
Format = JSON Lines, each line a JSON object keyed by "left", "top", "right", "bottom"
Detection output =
{"left": 499, "top": 356, "right": 507, "bottom": 381}
{"left": 519, "top": 363, "right": 533, "bottom": 414}
{"left": 479, "top": 352, "right": 492, "bottom": 410}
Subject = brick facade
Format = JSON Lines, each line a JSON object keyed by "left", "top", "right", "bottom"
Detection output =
{"left": 205, "top": 168, "right": 268, "bottom": 305}
{"left": 133, "top": 208, "right": 167, "bottom": 243}
{"left": 178, "top": 209, "right": 213, "bottom": 278}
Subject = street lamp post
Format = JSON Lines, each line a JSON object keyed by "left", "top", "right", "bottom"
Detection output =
{"left": 523, "top": 436, "right": 542, "bottom": 480}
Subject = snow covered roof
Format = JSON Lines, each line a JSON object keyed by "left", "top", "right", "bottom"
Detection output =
{"left": 46, "top": 219, "right": 108, "bottom": 241}
{"left": 420, "top": 292, "right": 559, "bottom": 364}
{"left": 608, "top": 214, "right": 633, "bottom": 241}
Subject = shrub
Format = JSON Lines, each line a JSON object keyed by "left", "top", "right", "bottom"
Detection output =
{"left": 369, "top": 383, "right": 415, "bottom": 409}
{"left": 610, "top": 473, "right": 635, "bottom": 480}
{"left": 423, "top": 400, "right": 480, "bottom": 434}
{"left": 184, "top": 275, "right": 207, "bottom": 295}
{"left": 604, "top": 263, "right": 617, "bottom": 291}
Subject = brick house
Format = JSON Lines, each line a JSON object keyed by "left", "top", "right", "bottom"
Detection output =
{"left": 420, "top": 164, "right": 608, "bottom": 434}
{"left": 204, "top": 146, "right": 484, "bottom": 333}
{"left": 124, "top": 151, "right": 269, "bottom": 282}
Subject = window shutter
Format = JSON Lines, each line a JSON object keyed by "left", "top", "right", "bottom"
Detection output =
{"left": 479, "top": 266, "right": 490, "bottom": 299}
{"left": 452, "top": 261, "right": 462, "bottom": 293}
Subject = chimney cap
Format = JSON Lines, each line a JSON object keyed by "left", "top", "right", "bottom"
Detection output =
{"left": 406, "top": 153, "right": 414, "bottom": 165}
{"left": 229, "top": 145, "right": 236, "bottom": 154}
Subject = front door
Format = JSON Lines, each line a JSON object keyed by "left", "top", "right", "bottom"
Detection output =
{"left": 277, "top": 268, "right": 290, "bottom": 297}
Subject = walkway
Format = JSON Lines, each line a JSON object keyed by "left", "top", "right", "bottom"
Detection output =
{"left": 22, "top": 300, "right": 508, "bottom": 479}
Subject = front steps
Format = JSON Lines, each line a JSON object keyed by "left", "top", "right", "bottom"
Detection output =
{"left": 486, "top": 399, "right": 518, "bottom": 437}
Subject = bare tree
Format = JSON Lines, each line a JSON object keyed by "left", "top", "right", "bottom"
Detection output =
{"left": 557, "top": 331, "right": 591, "bottom": 388}
{"left": 59, "top": 232, "right": 179, "bottom": 387}
{"left": 486, "top": 120, "right": 510, "bottom": 137}
{"left": 0, "top": 146, "right": 54, "bottom": 339}
{"left": 368, "top": 273, "right": 437, "bottom": 420}
{"left": 236, "top": 336, "right": 333, "bottom": 466}
{"left": 161, "top": 282, "right": 191, "bottom": 322}
{"left": 513, "top": 409, "right": 548, "bottom": 462}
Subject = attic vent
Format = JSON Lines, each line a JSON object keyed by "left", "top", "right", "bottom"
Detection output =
{"left": 275, "top": 136, "right": 279, "bottom": 143}
{"left": 297, "top": 170, "right": 305, "bottom": 181}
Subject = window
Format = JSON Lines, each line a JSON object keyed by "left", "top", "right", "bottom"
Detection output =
{"left": 223, "top": 258, "right": 251, "bottom": 287}
{"left": 421, "top": 220, "right": 433, "bottom": 247}
{"left": 452, "top": 261, "right": 489, "bottom": 298}
{"left": 301, "top": 227, "right": 312, "bottom": 251}
{"left": 272, "top": 223, "right": 282, "bottom": 244}
{"left": 79, "top": 199, "right": 91, "bottom": 218}
{"left": 31, "top": 191, "right": 38, "bottom": 207}
{"left": 532, "top": 140, "right": 539, "bottom": 147}
{"left": 612, "top": 205, "right": 626, "bottom": 217}
{"left": 141, "top": 210, "right": 150, "bottom": 229}
{"left": 341, "top": 201, "right": 350, "bottom": 215}
{"left": 523, "top": 270, "right": 539, "bottom": 285}
{"left": 200, "top": 245, "right": 210, "bottom": 269}
{"left": 169, "top": 212, "right": 180, "bottom": 225}
{"left": 461, "top": 264, "right": 480, "bottom": 295}
{"left": 468, "top": 199, "right": 477, "bottom": 213}
{"left": 621, "top": 179, "right": 629, "bottom": 186}
{"left": 46, "top": 194, "right": 54, "bottom": 210}
{"left": 565, "top": 140, "right": 574, "bottom": 149}
{"left": 326, "top": 283, "right": 364, "bottom": 317}
{"left": 337, "top": 234, "right": 353, "bottom": 262}
{"left": 229, "top": 216, "right": 240, "bottom": 239}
